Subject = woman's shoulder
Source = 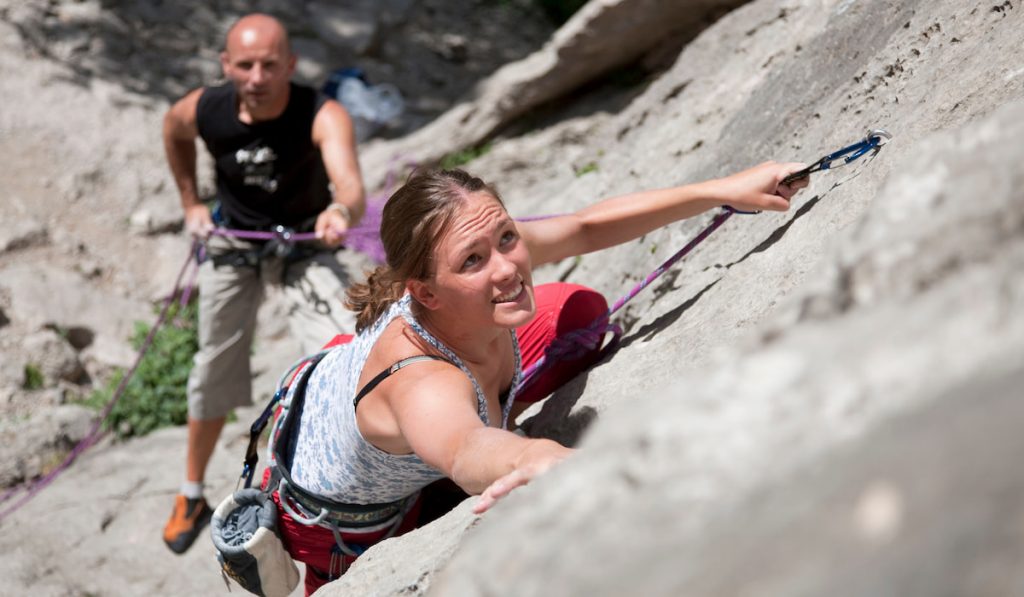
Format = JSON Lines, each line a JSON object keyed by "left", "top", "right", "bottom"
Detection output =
{"left": 361, "top": 319, "right": 460, "bottom": 379}
{"left": 360, "top": 319, "right": 475, "bottom": 408}
{"left": 371, "top": 316, "right": 432, "bottom": 360}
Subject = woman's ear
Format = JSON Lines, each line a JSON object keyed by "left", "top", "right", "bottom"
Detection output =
{"left": 407, "top": 279, "right": 440, "bottom": 310}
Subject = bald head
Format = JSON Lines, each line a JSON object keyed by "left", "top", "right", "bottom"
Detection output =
{"left": 225, "top": 13, "right": 291, "bottom": 56}
{"left": 220, "top": 13, "right": 297, "bottom": 121}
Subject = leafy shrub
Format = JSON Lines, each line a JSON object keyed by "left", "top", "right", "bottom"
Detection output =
{"left": 84, "top": 305, "right": 198, "bottom": 439}
{"left": 23, "top": 363, "right": 44, "bottom": 390}
{"left": 440, "top": 142, "right": 493, "bottom": 170}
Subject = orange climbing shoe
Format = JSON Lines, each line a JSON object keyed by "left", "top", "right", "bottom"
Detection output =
{"left": 163, "top": 494, "right": 212, "bottom": 554}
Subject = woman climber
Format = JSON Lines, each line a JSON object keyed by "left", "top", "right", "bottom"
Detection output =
{"left": 269, "top": 163, "right": 807, "bottom": 593}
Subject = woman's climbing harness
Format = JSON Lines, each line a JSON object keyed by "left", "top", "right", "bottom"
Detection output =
{"left": 517, "top": 129, "right": 893, "bottom": 391}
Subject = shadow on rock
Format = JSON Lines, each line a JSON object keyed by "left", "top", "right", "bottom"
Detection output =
{"left": 520, "top": 368, "right": 599, "bottom": 447}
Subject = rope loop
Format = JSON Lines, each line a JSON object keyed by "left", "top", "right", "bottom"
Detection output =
{"left": 543, "top": 314, "right": 620, "bottom": 362}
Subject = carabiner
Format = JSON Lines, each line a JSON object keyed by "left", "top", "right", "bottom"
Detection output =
{"left": 782, "top": 128, "right": 892, "bottom": 185}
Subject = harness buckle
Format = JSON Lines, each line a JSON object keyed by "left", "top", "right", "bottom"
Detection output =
{"left": 270, "top": 225, "right": 297, "bottom": 258}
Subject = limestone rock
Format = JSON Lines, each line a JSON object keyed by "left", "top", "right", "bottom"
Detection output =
{"left": 0, "top": 263, "right": 149, "bottom": 342}
{"left": 360, "top": 0, "right": 749, "bottom": 187}
{"left": 79, "top": 333, "right": 136, "bottom": 383}
{"left": 128, "top": 207, "right": 181, "bottom": 236}
{"left": 0, "top": 218, "right": 48, "bottom": 253}
{"left": 428, "top": 97, "right": 1024, "bottom": 597}
{"left": 22, "top": 329, "right": 85, "bottom": 387}
{"left": 2, "top": 0, "right": 1024, "bottom": 595}
{"left": 0, "top": 404, "right": 94, "bottom": 488}
{"left": 307, "top": 1, "right": 392, "bottom": 56}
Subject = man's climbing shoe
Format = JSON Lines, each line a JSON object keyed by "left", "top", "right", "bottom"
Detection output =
{"left": 163, "top": 494, "right": 213, "bottom": 554}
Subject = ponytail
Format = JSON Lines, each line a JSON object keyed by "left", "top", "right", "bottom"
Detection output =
{"left": 346, "top": 266, "right": 406, "bottom": 333}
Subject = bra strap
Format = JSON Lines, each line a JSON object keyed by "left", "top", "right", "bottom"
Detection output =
{"left": 353, "top": 355, "right": 454, "bottom": 409}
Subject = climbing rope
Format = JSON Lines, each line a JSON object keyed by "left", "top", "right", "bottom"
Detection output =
{"left": 516, "top": 129, "right": 892, "bottom": 392}
{"left": 0, "top": 133, "right": 890, "bottom": 521}
{"left": 0, "top": 185, "right": 400, "bottom": 522}
{"left": 0, "top": 243, "right": 201, "bottom": 523}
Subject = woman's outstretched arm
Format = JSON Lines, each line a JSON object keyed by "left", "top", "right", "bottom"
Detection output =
{"left": 382, "top": 365, "right": 571, "bottom": 514}
{"left": 521, "top": 161, "right": 808, "bottom": 267}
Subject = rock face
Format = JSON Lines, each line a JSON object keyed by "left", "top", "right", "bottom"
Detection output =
{"left": 1, "top": 0, "right": 553, "bottom": 131}
{"left": 1, "top": 0, "right": 1023, "bottom": 596}
{"left": 426, "top": 98, "right": 1024, "bottom": 597}
{"left": 321, "top": 0, "right": 1024, "bottom": 594}
{"left": 359, "top": 0, "right": 751, "bottom": 186}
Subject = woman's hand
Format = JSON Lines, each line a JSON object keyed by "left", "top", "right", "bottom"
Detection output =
{"left": 703, "top": 161, "right": 810, "bottom": 213}
{"left": 472, "top": 440, "right": 573, "bottom": 514}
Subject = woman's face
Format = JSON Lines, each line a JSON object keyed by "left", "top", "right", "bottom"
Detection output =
{"left": 424, "top": 192, "right": 535, "bottom": 330}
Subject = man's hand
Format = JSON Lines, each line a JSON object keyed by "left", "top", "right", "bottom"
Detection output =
{"left": 184, "top": 204, "right": 214, "bottom": 240}
{"left": 313, "top": 100, "right": 366, "bottom": 240}
{"left": 315, "top": 205, "right": 351, "bottom": 248}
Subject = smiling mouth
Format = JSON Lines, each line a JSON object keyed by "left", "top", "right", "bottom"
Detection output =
{"left": 492, "top": 281, "right": 524, "bottom": 304}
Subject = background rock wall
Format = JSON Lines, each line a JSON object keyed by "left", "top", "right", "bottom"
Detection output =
{"left": 325, "top": 0, "right": 1024, "bottom": 594}
{"left": 0, "top": 0, "right": 1021, "bottom": 595}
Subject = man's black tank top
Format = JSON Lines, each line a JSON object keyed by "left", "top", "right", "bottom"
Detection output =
{"left": 196, "top": 82, "right": 331, "bottom": 230}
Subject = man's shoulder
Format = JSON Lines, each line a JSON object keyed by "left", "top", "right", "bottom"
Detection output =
{"left": 283, "top": 82, "right": 331, "bottom": 129}
{"left": 196, "top": 82, "right": 234, "bottom": 111}
{"left": 194, "top": 83, "right": 238, "bottom": 141}
{"left": 290, "top": 81, "right": 318, "bottom": 94}
{"left": 288, "top": 82, "right": 328, "bottom": 110}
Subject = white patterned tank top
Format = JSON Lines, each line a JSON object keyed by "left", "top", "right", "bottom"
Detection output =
{"left": 286, "top": 294, "right": 522, "bottom": 504}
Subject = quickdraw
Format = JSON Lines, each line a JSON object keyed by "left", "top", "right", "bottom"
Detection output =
{"left": 517, "top": 128, "right": 894, "bottom": 390}
{"left": 782, "top": 129, "right": 892, "bottom": 185}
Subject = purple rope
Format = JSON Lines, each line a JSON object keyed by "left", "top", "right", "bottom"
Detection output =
{"left": 209, "top": 228, "right": 319, "bottom": 242}
{"left": 347, "top": 158, "right": 418, "bottom": 264}
{"left": 608, "top": 209, "right": 733, "bottom": 313}
{"left": 0, "top": 244, "right": 199, "bottom": 523}
{"left": 178, "top": 251, "right": 201, "bottom": 310}
{"left": 208, "top": 160, "right": 415, "bottom": 266}
{"left": 516, "top": 209, "right": 734, "bottom": 392}
{"left": 344, "top": 192, "right": 388, "bottom": 264}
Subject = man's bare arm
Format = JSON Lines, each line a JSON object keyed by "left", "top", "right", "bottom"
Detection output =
{"left": 312, "top": 100, "right": 365, "bottom": 246}
{"left": 163, "top": 89, "right": 212, "bottom": 238}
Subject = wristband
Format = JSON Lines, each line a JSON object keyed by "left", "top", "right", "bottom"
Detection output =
{"left": 325, "top": 202, "right": 352, "bottom": 225}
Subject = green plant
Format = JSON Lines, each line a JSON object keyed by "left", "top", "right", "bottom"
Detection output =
{"left": 574, "top": 161, "right": 599, "bottom": 176}
{"left": 440, "top": 142, "right": 493, "bottom": 170}
{"left": 23, "top": 363, "right": 44, "bottom": 390}
{"left": 84, "top": 305, "right": 198, "bottom": 439}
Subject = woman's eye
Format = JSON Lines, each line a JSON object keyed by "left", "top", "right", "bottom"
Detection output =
{"left": 462, "top": 254, "right": 481, "bottom": 270}
{"left": 500, "top": 230, "right": 516, "bottom": 245}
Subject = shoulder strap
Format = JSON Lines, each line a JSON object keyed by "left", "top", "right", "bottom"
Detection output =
{"left": 353, "top": 355, "right": 454, "bottom": 409}
{"left": 270, "top": 352, "right": 415, "bottom": 517}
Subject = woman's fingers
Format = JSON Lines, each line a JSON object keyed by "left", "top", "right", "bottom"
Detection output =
{"left": 756, "top": 162, "right": 809, "bottom": 208}
{"left": 775, "top": 162, "right": 810, "bottom": 199}
{"left": 473, "top": 469, "right": 530, "bottom": 515}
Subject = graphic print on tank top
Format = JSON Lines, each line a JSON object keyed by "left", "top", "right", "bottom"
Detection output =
{"left": 234, "top": 143, "right": 279, "bottom": 193}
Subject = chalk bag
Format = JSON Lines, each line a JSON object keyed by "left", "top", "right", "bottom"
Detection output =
{"left": 211, "top": 488, "right": 299, "bottom": 597}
